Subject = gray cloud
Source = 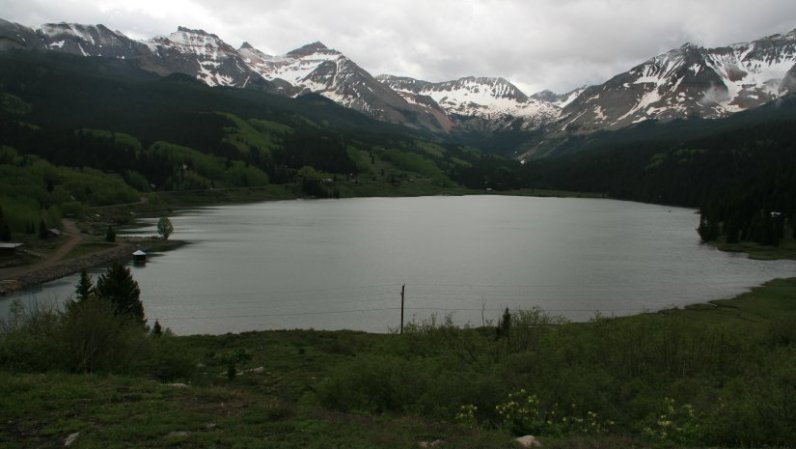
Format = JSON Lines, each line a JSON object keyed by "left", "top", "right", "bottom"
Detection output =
{"left": 2, "top": 0, "right": 796, "bottom": 93}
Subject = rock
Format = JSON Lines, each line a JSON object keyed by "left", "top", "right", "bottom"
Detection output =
{"left": 168, "top": 383, "right": 189, "bottom": 388}
{"left": 249, "top": 366, "right": 265, "bottom": 374}
{"left": 514, "top": 435, "right": 543, "bottom": 448}
{"left": 64, "top": 432, "right": 79, "bottom": 447}
{"left": 418, "top": 440, "right": 444, "bottom": 448}
{"left": 166, "top": 431, "right": 191, "bottom": 439}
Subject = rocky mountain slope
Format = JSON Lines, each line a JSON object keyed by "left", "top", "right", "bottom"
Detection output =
{"left": 0, "top": 19, "right": 449, "bottom": 132}
{"left": 377, "top": 75, "right": 560, "bottom": 130}
{"left": 238, "top": 41, "right": 453, "bottom": 131}
{"left": 2, "top": 17, "right": 796, "bottom": 153}
{"left": 552, "top": 30, "right": 796, "bottom": 135}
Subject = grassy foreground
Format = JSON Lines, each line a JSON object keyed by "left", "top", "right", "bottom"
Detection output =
{"left": 1, "top": 279, "right": 795, "bottom": 448}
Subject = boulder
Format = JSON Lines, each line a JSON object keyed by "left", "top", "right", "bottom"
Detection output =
{"left": 64, "top": 432, "right": 79, "bottom": 447}
{"left": 514, "top": 435, "right": 543, "bottom": 448}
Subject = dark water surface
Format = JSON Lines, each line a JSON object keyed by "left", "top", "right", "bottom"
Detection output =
{"left": 3, "top": 196, "right": 795, "bottom": 334}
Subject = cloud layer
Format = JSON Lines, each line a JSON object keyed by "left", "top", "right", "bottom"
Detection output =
{"left": 3, "top": 0, "right": 796, "bottom": 93}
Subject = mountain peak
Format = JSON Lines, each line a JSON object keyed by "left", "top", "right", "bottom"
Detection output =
{"left": 240, "top": 41, "right": 254, "bottom": 50}
{"left": 287, "top": 41, "right": 334, "bottom": 57}
{"left": 306, "top": 41, "right": 327, "bottom": 50}
{"left": 175, "top": 26, "right": 218, "bottom": 39}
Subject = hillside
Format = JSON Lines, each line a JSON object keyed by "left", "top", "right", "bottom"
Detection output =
{"left": 0, "top": 50, "right": 527, "bottom": 240}
{"left": 4, "top": 18, "right": 796, "bottom": 158}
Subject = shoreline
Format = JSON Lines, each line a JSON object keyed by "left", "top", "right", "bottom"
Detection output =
{"left": 0, "top": 239, "right": 184, "bottom": 296}
{"left": 3, "top": 191, "right": 791, "bottom": 298}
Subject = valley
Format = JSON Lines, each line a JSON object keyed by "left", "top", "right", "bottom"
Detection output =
{"left": 1, "top": 11, "right": 795, "bottom": 449}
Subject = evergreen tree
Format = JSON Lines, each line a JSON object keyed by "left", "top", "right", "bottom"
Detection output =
{"left": 0, "top": 222, "right": 10, "bottom": 242}
{"left": 38, "top": 219, "right": 48, "bottom": 239}
{"left": 151, "top": 320, "right": 163, "bottom": 337}
{"left": 75, "top": 269, "right": 94, "bottom": 302}
{"left": 96, "top": 263, "right": 145, "bottom": 325}
{"left": 697, "top": 213, "right": 718, "bottom": 242}
{"left": 0, "top": 206, "right": 8, "bottom": 241}
{"left": 105, "top": 225, "right": 116, "bottom": 242}
{"left": 497, "top": 307, "right": 512, "bottom": 340}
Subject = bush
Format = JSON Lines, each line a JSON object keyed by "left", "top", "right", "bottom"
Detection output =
{"left": 61, "top": 298, "right": 147, "bottom": 373}
{"left": 317, "top": 355, "right": 430, "bottom": 413}
{"left": 0, "top": 300, "right": 64, "bottom": 371}
{"left": 144, "top": 336, "right": 196, "bottom": 381}
{"left": 0, "top": 297, "right": 184, "bottom": 377}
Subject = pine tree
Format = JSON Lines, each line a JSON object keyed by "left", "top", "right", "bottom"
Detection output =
{"left": 105, "top": 225, "right": 116, "bottom": 242}
{"left": 497, "top": 307, "right": 512, "bottom": 340}
{"left": 38, "top": 219, "right": 48, "bottom": 239}
{"left": 96, "top": 263, "right": 145, "bottom": 325}
{"left": 151, "top": 320, "right": 163, "bottom": 337}
{"left": 0, "top": 220, "right": 10, "bottom": 242}
{"left": 75, "top": 269, "right": 94, "bottom": 302}
{"left": 0, "top": 206, "right": 8, "bottom": 242}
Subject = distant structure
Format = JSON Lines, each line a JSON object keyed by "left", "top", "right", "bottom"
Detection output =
{"left": 132, "top": 249, "right": 147, "bottom": 264}
{"left": 0, "top": 242, "right": 22, "bottom": 257}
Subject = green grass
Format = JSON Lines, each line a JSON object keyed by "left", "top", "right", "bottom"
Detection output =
{"left": 2, "top": 278, "right": 795, "bottom": 448}
{"left": 717, "top": 238, "right": 796, "bottom": 260}
{"left": 64, "top": 241, "right": 119, "bottom": 260}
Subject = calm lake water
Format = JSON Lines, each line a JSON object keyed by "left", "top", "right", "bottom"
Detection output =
{"left": 3, "top": 196, "right": 795, "bottom": 334}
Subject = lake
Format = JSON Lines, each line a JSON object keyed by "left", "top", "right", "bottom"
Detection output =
{"left": 3, "top": 196, "right": 795, "bottom": 334}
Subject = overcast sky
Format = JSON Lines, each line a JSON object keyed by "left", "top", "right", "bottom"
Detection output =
{"left": 3, "top": 0, "right": 796, "bottom": 94}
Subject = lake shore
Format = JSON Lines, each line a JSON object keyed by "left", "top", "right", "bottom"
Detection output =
{"left": 0, "top": 238, "right": 184, "bottom": 296}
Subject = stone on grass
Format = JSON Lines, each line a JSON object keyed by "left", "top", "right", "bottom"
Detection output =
{"left": 166, "top": 431, "right": 191, "bottom": 439}
{"left": 418, "top": 439, "right": 444, "bottom": 448}
{"left": 64, "top": 432, "right": 79, "bottom": 447}
{"left": 514, "top": 435, "right": 543, "bottom": 448}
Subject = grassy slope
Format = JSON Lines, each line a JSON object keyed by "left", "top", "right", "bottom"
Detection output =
{"left": 2, "top": 279, "right": 794, "bottom": 448}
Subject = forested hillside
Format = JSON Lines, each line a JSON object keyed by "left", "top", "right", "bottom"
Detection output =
{"left": 522, "top": 99, "right": 796, "bottom": 247}
{"left": 0, "top": 51, "right": 525, "bottom": 237}
{"left": 1, "top": 49, "right": 795, "bottom": 250}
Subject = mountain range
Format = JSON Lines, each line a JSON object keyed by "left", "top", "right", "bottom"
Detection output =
{"left": 2, "top": 18, "right": 795, "bottom": 158}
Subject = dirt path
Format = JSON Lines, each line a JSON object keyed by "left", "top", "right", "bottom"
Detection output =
{"left": 39, "top": 219, "right": 83, "bottom": 269}
{"left": 0, "top": 219, "right": 82, "bottom": 281}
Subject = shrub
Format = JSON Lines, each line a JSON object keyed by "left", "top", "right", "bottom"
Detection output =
{"left": 0, "top": 300, "right": 64, "bottom": 371}
{"left": 145, "top": 336, "right": 196, "bottom": 381}
{"left": 495, "top": 388, "right": 614, "bottom": 437}
{"left": 317, "top": 355, "right": 430, "bottom": 413}
{"left": 642, "top": 397, "right": 702, "bottom": 445}
{"left": 61, "top": 297, "right": 147, "bottom": 373}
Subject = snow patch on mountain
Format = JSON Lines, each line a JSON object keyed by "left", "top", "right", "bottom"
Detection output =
{"left": 378, "top": 75, "right": 562, "bottom": 129}
{"left": 555, "top": 31, "right": 796, "bottom": 134}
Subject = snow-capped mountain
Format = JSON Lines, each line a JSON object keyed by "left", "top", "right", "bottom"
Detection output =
{"left": 37, "top": 22, "right": 149, "bottom": 58}
{"left": 782, "top": 63, "right": 796, "bottom": 94}
{"left": 0, "top": 18, "right": 44, "bottom": 50}
{"left": 144, "top": 26, "right": 269, "bottom": 89}
{"left": 377, "top": 75, "right": 561, "bottom": 129}
{"left": 554, "top": 30, "right": 796, "bottom": 134}
{"left": 529, "top": 87, "right": 586, "bottom": 108}
{"left": 0, "top": 20, "right": 448, "bottom": 130}
{"left": 3, "top": 17, "right": 796, "bottom": 144}
{"left": 239, "top": 41, "right": 453, "bottom": 131}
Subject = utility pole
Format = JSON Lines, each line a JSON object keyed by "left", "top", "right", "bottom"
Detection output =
{"left": 400, "top": 284, "right": 405, "bottom": 335}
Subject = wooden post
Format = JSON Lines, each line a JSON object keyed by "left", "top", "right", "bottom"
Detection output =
{"left": 400, "top": 284, "right": 406, "bottom": 335}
